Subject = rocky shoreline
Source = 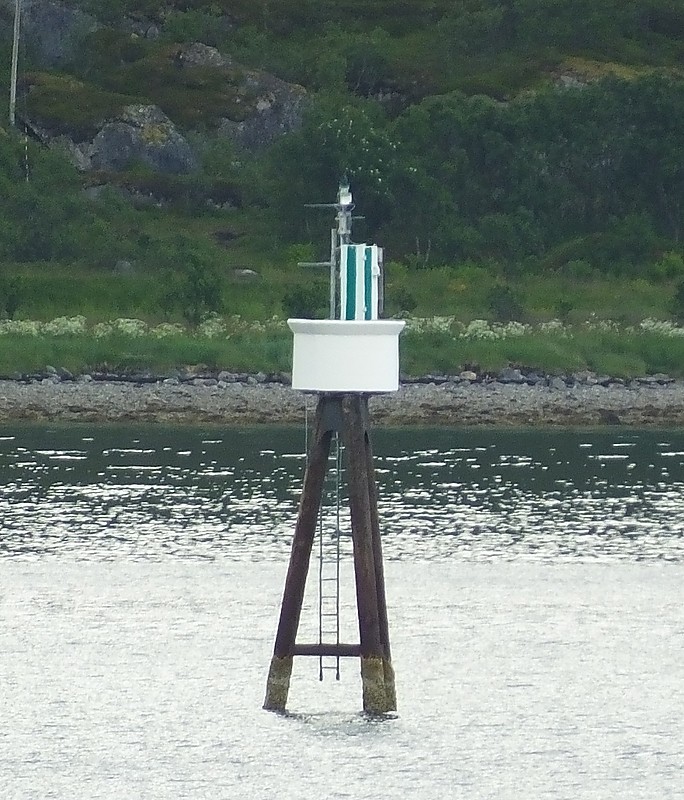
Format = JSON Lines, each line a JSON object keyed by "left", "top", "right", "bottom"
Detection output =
{"left": 1, "top": 367, "right": 684, "bottom": 427}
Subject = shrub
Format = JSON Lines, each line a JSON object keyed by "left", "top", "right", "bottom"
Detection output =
{"left": 160, "top": 251, "right": 225, "bottom": 328}
{"left": 648, "top": 251, "right": 684, "bottom": 283}
{"left": 0, "top": 274, "right": 22, "bottom": 319}
{"left": 42, "top": 315, "right": 88, "bottom": 336}
{"left": 487, "top": 284, "right": 523, "bottom": 322}
{"left": 555, "top": 298, "right": 574, "bottom": 322}
{"left": 388, "top": 287, "right": 417, "bottom": 315}
{"left": 673, "top": 280, "right": 684, "bottom": 322}
{"left": 563, "top": 259, "right": 594, "bottom": 279}
{"left": 282, "top": 283, "right": 328, "bottom": 319}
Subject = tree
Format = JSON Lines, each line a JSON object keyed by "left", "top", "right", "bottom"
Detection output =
{"left": 160, "top": 244, "right": 225, "bottom": 327}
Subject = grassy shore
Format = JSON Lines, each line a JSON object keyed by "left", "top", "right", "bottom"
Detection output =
{"left": 1, "top": 315, "right": 684, "bottom": 379}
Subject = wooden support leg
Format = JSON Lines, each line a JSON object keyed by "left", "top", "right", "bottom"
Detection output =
{"left": 363, "top": 405, "right": 397, "bottom": 712}
{"left": 342, "top": 395, "right": 393, "bottom": 715}
{"left": 264, "top": 396, "right": 333, "bottom": 712}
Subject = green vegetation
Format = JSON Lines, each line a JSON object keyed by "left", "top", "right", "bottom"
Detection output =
{"left": 2, "top": 315, "right": 684, "bottom": 379}
{"left": 0, "top": 331, "right": 291, "bottom": 375}
{"left": 2, "top": 1, "right": 684, "bottom": 376}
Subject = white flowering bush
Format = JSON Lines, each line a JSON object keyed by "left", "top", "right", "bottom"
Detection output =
{"left": 316, "top": 109, "right": 397, "bottom": 190}
{"left": 4, "top": 314, "right": 684, "bottom": 346}
{"left": 222, "top": 314, "right": 250, "bottom": 334}
{"left": 500, "top": 321, "right": 529, "bottom": 337}
{"left": 265, "top": 315, "right": 288, "bottom": 332}
{"left": 405, "top": 316, "right": 460, "bottom": 334}
{"left": 110, "top": 318, "right": 148, "bottom": 337}
{"left": 41, "top": 315, "right": 87, "bottom": 336}
{"left": 639, "top": 318, "right": 684, "bottom": 337}
{"left": 538, "top": 319, "right": 570, "bottom": 336}
{"left": 92, "top": 322, "right": 114, "bottom": 338}
{"left": 583, "top": 314, "right": 620, "bottom": 333}
{"left": 460, "top": 319, "right": 500, "bottom": 340}
{"left": 0, "top": 319, "right": 42, "bottom": 336}
{"left": 151, "top": 322, "right": 185, "bottom": 338}
{"left": 197, "top": 314, "right": 228, "bottom": 339}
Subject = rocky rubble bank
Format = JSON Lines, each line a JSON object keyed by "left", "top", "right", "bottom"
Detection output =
{"left": 1, "top": 368, "right": 684, "bottom": 427}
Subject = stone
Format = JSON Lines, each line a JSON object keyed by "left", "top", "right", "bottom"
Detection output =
{"left": 89, "top": 105, "right": 199, "bottom": 175}
{"left": 549, "top": 377, "right": 568, "bottom": 390}
{"left": 168, "top": 42, "right": 309, "bottom": 152}
{"left": 124, "top": 20, "right": 161, "bottom": 40}
{"left": 179, "top": 42, "right": 234, "bottom": 69}
{"left": 217, "top": 80, "right": 308, "bottom": 152}
{"left": 572, "top": 370, "right": 598, "bottom": 385}
{"left": 232, "top": 269, "right": 260, "bottom": 281}
{"left": 497, "top": 366, "right": 525, "bottom": 384}
{"left": 459, "top": 370, "right": 478, "bottom": 382}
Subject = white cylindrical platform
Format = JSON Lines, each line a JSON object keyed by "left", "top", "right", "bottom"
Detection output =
{"left": 288, "top": 319, "right": 405, "bottom": 393}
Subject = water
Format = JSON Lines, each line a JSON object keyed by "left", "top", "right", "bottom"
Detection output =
{"left": 1, "top": 426, "right": 683, "bottom": 562}
{"left": 1, "top": 424, "right": 683, "bottom": 799}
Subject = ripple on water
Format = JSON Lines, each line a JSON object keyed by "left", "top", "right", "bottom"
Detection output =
{"left": 0, "top": 425, "right": 682, "bottom": 562}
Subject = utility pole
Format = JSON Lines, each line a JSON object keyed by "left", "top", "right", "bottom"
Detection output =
{"left": 9, "top": 0, "right": 21, "bottom": 127}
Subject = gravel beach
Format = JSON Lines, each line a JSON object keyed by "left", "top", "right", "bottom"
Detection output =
{"left": 1, "top": 373, "right": 684, "bottom": 427}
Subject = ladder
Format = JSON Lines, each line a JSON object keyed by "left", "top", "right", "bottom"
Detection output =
{"left": 318, "top": 432, "right": 343, "bottom": 680}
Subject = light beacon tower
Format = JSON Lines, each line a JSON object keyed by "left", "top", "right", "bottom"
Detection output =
{"left": 263, "top": 180, "right": 404, "bottom": 715}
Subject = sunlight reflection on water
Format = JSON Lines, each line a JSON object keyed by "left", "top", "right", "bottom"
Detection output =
{"left": 2, "top": 425, "right": 684, "bottom": 799}
{"left": 2, "top": 560, "right": 683, "bottom": 800}
{"left": 0, "top": 424, "right": 682, "bottom": 563}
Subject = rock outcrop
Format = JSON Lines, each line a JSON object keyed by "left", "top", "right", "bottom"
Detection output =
{"left": 0, "top": 0, "right": 99, "bottom": 67}
{"left": 46, "top": 104, "right": 198, "bottom": 175}
{"left": 179, "top": 43, "right": 309, "bottom": 151}
{"left": 4, "top": 5, "right": 307, "bottom": 179}
{"left": 87, "top": 105, "right": 199, "bottom": 174}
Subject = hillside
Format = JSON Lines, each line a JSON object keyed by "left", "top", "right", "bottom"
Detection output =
{"left": 1, "top": 0, "right": 684, "bottom": 328}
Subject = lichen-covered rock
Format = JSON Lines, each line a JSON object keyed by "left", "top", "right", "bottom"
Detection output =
{"left": 218, "top": 71, "right": 308, "bottom": 151}
{"left": 179, "top": 41, "right": 235, "bottom": 70}
{"left": 178, "top": 43, "right": 309, "bottom": 151}
{"left": 0, "top": 0, "right": 99, "bottom": 67}
{"left": 85, "top": 105, "right": 198, "bottom": 174}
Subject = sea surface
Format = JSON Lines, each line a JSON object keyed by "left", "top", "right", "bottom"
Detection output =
{"left": 1, "top": 424, "right": 683, "bottom": 799}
